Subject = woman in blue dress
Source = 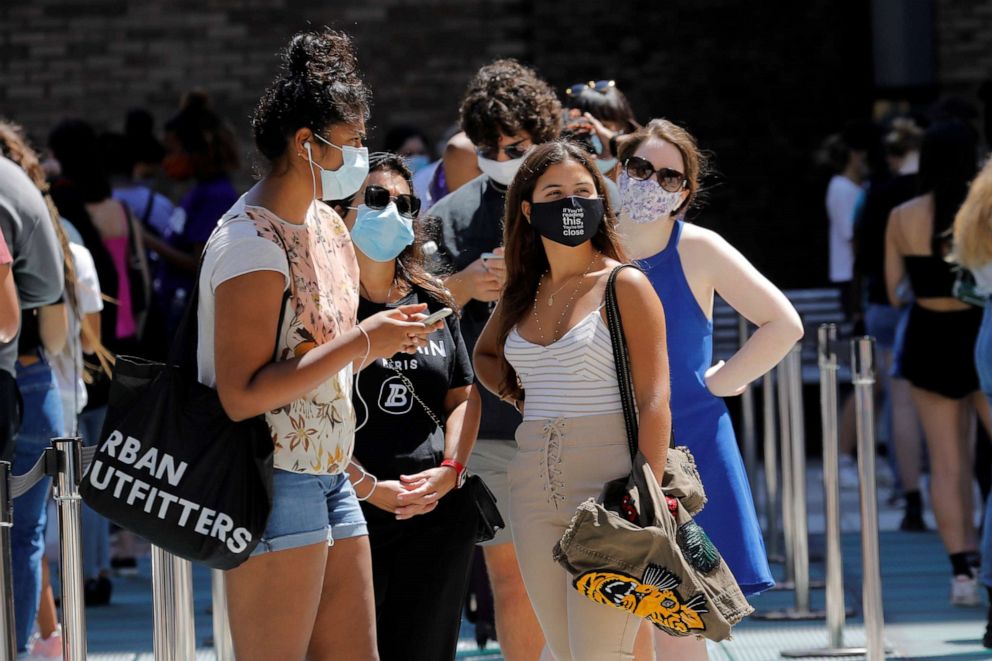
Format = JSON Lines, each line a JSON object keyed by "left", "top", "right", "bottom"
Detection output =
{"left": 612, "top": 119, "right": 804, "bottom": 659}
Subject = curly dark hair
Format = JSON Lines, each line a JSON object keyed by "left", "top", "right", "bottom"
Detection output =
{"left": 459, "top": 59, "right": 562, "bottom": 150}
{"left": 252, "top": 28, "right": 372, "bottom": 165}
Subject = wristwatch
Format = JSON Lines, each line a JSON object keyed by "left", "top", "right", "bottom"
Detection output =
{"left": 440, "top": 459, "right": 467, "bottom": 489}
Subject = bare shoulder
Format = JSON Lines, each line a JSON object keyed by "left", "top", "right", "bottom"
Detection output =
{"left": 678, "top": 222, "right": 732, "bottom": 260}
{"left": 891, "top": 194, "right": 931, "bottom": 226}
{"left": 613, "top": 263, "right": 657, "bottom": 301}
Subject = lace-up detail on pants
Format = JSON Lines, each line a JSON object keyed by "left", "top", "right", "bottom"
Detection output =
{"left": 539, "top": 417, "right": 567, "bottom": 508}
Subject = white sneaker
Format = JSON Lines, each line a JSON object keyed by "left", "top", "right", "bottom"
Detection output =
{"left": 838, "top": 455, "right": 860, "bottom": 489}
{"left": 950, "top": 574, "right": 983, "bottom": 607}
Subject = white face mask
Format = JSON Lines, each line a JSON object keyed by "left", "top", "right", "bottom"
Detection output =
{"left": 618, "top": 171, "right": 685, "bottom": 224}
{"left": 477, "top": 154, "right": 526, "bottom": 186}
{"left": 304, "top": 133, "right": 369, "bottom": 201}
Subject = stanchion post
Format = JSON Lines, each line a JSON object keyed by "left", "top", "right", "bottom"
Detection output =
{"left": 782, "top": 324, "right": 864, "bottom": 657}
{"left": 777, "top": 360, "right": 795, "bottom": 585}
{"left": 739, "top": 316, "right": 759, "bottom": 498}
{"left": 762, "top": 371, "right": 781, "bottom": 562}
{"left": 51, "top": 437, "right": 87, "bottom": 660}
{"left": 787, "top": 346, "right": 812, "bottom": 612}
{"left": 152, "top": 547, "right": 196, "bottom": 661}
{"left": 212, "top": 569, "right": 235, "bottom": 661}
{"left": 853, "top": 337, "right": 887, "bottom": 660}
{"left": 0, "top": 461, "right": 16, "bottom": 660}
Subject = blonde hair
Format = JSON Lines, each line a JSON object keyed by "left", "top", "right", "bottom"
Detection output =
{"left": 952, "top": 156, "right": 992, "bottom": 268}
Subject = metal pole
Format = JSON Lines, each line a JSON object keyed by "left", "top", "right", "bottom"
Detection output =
{"left": 51, "top": 438, "right": 87, "bottom": 660}
{"left": 783, "top": 325, "right": 863, "bottom": 657}
{"left": 739, "top": 316, "right": 759, "bottom": 498}
{"left": 211, "top": 569, "right": 235, "bottom": 660}
{"left": 152, "top": 547, "right": 196, "bottom": 661}
{"left": 0, "top": 461, "right": 16, "bottom": 660}
{"left": 763, "top": 371, "right": 781, "bottom": 562}
{"left": 778, "top": 360, "right": 796, "bottom": 586}
{"left": 755, "top": 346, "right": 826, "bottom": 621}
{"left": 788, "top": 346, "right": 811, "bottom": 613}
{"left": 853, "top": 337, "right": 887, "bottom": 660}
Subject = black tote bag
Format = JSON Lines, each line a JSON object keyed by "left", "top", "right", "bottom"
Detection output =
{"left": 80, "top": 251, "right": 284, "bottom": 570}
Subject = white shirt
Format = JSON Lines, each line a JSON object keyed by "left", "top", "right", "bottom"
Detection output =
{"left": 51, "top": 239, "right": 103, "bottom": 428}
{"left": 826, "top": 174, "right": 863, "bottom": 283}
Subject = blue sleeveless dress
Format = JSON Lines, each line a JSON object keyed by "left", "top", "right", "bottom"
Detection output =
{"left": 638, "top": 221, "right": 774, "bottom": 596}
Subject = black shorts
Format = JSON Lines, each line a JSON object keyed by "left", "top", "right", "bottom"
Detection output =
{"left": 901, "top": 304, "right": 983, "bottom": 399}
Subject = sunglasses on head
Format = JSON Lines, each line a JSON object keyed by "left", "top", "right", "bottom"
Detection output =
{"left": 477, "top": 142, "right": 532, "bottom": 161}
{"left": 623, "top": 157, "right": 687, "bottom": 193}
{"left": 355, "top": 184, "right": 422, "bottom": 219}
{"left": 565, "top": 80, "right": 616, "bottom": 97}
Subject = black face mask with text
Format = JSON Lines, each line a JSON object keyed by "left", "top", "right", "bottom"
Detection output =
{"left": 529, "top": 196, "right": 605, "bottom": 247}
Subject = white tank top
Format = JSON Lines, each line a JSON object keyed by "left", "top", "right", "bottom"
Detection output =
{"left": 504, "top": 308, "right": 622, "bottom": 421}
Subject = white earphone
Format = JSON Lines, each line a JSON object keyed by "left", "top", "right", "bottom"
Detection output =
{"left": 304, "top": 141, "right": 313, "bottom": 157}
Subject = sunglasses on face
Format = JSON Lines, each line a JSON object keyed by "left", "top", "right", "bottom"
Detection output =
{"left": 477, "top": 142, "right": 532, "bottom": 161}
{"left": 359, "top": 184, "right": 422, "bottom": 219}
{"left": 623, "top": 157, "right": 687, "bottom": 193}
{"left": 565, "top": 80, "right": 616, "bottom": 96}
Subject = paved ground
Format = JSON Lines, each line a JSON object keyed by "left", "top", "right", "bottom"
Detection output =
{"left": 63, "top": 462, "right": 992, "bottom": 659}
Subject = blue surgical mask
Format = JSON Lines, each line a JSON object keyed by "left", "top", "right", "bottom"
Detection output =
{"left": 305, "top": 133, "right": 370, "bottom": 201}
{"left": 596, "top": 157, "right": 618, "bottom": 175}
{"left": 350, "top": 203, "right": 415, "bottom": 262}
{"left": 405, "top": 154, "right": 431, "bottom": 174}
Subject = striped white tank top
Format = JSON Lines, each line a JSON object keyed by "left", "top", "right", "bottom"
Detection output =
{"left": 504, "top": 308, "right": 622, "bottom": 421}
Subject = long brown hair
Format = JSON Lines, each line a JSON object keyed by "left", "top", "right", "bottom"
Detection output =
{"left": 616, "top": 118, "right": 709, "bottom": 217}
{"left": 494, "top": 140, "right": 627, "bottom": 401}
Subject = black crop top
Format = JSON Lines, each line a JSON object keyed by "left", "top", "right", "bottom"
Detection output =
{"left": 904, "top": 255, "right": 957, "bottom": 299}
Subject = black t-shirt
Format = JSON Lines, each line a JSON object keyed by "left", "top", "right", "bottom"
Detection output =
{"left": 429, "top": 174, "right": 521, "bottom": 440}
{"left": 352, "top": 285, "right": 474, "bottom": 480}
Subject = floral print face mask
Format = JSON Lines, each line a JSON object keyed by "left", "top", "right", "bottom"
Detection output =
{"left": 618, "top": 172, "right": 685, "bottom": 224}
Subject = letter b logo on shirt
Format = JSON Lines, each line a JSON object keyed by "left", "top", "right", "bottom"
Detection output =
{"left": 378, "top": 376, "right": 413, "bottom": 415}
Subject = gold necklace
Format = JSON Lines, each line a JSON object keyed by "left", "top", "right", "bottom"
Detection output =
{"left": 532, "top": 254, "right": 599, "bottom": 344}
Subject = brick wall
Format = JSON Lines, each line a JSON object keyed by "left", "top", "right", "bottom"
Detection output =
{"left": 3, "top": 0, "right": 986, "bottom": 286}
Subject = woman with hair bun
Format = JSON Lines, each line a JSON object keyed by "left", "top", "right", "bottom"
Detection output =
{"left": 202, "top": 29, "right": 438, "bottom": 659}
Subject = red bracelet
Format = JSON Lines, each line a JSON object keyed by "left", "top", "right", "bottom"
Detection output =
{"left": 440, "top": 459, "right": 467, "bottom": 489}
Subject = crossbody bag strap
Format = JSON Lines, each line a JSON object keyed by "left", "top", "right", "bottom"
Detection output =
{"left": 604, "top": 264, "right": 640, "bottom": 460}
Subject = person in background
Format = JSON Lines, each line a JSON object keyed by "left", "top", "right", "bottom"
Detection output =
{"left": 563, "top": 79, "right": 640, "bottom": 179}
{"left": 474, "top": 140, "right": 671, "bottom": 659}
{"left": 330, "top": 152, "right": 482, "bottom": 660}
{"left": 820, "top": 130, "right": 869, "bottom": 488}
{"left": 885, "top": 120, "right": 989, "bottom": 606}
{"left": 49, "top": 118, "right": 151, "bottom": 584}
{"left": 430, "top": 57, "right": 561, "bottom": 660}
{"left": 951, "top": 158, "right": 992, "bottom": 646}
{"left": 142, "top": 91, "right": 239, "bottom": 338}
{"left": 616, "top": 119, "right": 801, "bottom": 659}
{"left": 211, "top": 29, "right": 438, "bottom": 659}
{"left": 102, "top": 123, "right": 176, "bottom": 360}
{"left": 0, "top": 121, "right": 68, "bottom": 658}
{"left": 382, "top": 125, "right": 433, "bottom": 175}
{"left": 854, "top": 118, "right": 927, "bottom": 530}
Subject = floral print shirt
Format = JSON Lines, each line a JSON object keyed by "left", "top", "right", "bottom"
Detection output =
{"left": 245, "top": 202, "right": 360, "bottom": 474}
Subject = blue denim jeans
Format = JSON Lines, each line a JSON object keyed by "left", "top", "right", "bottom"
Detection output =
{"left": 12, "top": 357, "right": 63, "bottom": 653}
{"left": 79, "top": 406, "right": 110, "bottom": 579}
{"left": 975, "top": 304, "right": 992, "bottom": 588}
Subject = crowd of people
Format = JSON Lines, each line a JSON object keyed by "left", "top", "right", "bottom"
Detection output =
{"left": 824, "top": 105, "right": 992, "bottom": 642}
{"left": 1, "top": 23, "right": 991, "bottom": 661}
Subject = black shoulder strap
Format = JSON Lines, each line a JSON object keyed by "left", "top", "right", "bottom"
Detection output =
{"left": 604, "top": 264, "right": 675, "bottom": 460}
{"left": 141, "top": 188, "right": 156, "bottom": 227}
{"left": 171, "top": 215, "right": 291, "bottom": 378}
{"left": 604, "top": 264, "right": 641, "bottom": 460}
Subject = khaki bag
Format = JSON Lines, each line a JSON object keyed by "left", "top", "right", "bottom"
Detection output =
{"left": 552, "top": 265, "right": 753, "bottom": 641}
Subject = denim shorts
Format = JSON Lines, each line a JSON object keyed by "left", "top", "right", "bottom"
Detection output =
{"left": 251, "top": 469, "right": 368, "bottom": 556}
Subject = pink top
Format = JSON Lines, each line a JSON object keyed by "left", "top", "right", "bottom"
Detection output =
{"left": 103, "top": 235, "right": 136, "bottom": 339}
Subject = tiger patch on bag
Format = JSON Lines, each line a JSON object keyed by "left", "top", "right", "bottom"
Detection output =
{"left": 574, "top": 564, "right": 708, "bottom": 636}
